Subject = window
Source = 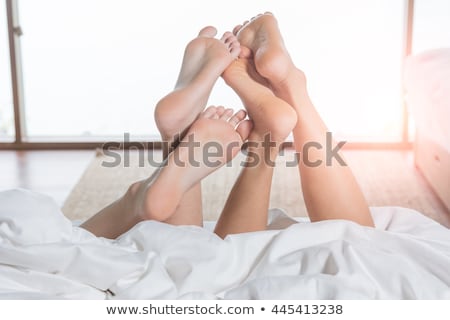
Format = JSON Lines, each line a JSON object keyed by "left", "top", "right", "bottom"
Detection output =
{"left": 279, "top": 0, "right": 405, "bottom": 142}
{"left": 0, "top": 0, "right": 14, "bottom": 142}
{"left": 12, "top": 0, "right": 408, "bottom": 143}
{"left": 413, "top": 0, "right": 450, "bottom": 53}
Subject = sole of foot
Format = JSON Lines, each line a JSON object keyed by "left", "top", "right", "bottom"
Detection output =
{"left": 154, "top": 26, "right": 241, "bottom": 143}
{"left": 233, "top": 13, "right": 306, "bottom": 91}
{"left": 141, "top": 106, "right": 253, "bottom": 221}
{"left": 223, "top": 57, "right": 297, "bottom": 143}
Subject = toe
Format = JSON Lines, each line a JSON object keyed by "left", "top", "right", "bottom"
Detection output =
{"left": 235, "top": 119, "right": 253, "bottom": 141}
{"left": 228, "top": 110, "right": 247, "bottom": 127}
{"left": 220, "top": 108, "right": 234, "bottom": 121}
{"left": 230, "top": 45, "right": 241, "bottom": 58}
{"left": 221, "top": 31, "right": 234, "bottom": 43}
{"left": 225, "top": 36, "right": 239, "bottom": 47}
{"left": 233, "top": 24, "right": 243, "bottom": 35}
{"left": 228, "top": 39, "right": 241, "bottom": 57}
{"left": 201, "top": 106, "right": 217, "bottom": 119}
{"left": 227, "top": 37, "right": 240, "bottom": 49}
{"left": 209, "top": 106, "right": 224, "bottom": 120}
{"left": 198, "top": 26, "right": 217, "bottom": 38}
{"left": 215, "top": 106, "right": 226, "bottom": 117}
{"left": 227, "top": 37, "right": 239, "bottom": 46}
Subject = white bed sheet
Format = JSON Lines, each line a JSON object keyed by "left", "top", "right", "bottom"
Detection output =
{"left": 404, "top": 48, "right": 450, "bottom": 151}
{"left": 0, "top": 189, "right": 449, "bottom": 299}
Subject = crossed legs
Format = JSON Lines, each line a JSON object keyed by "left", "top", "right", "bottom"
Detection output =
{"left": 152, "top": 24, "right": 298, "bottom": 235}
{"left": 81, "top": 26, "right": 289, "bottom": 239}
{"left": 81, "top": 28, "right": 246, "bottom": 238}
{"left": 82, "top": 15, "right": 374, "bottom": 240}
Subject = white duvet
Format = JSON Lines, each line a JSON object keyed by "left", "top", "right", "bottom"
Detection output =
{"left": 0, "top": 189, "right": 449, "bottom": 299}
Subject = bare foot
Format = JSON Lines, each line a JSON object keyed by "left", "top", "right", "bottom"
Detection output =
{"left": 141, "top": 106, "right": 252, "bottom": 221}
{"left": 233, "top": 12, "right": 306, "bottom": 95}
{"left": 223, "top": 57, "right": 297, "bottom": 143}
{"left": 155, "top": 27, "right": 241, "bottom": 144}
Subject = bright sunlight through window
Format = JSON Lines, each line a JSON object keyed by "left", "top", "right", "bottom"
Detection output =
{"left": 0, "top": 0, "right": 14, "bottom": 141}
{"left": 18, "top": 0, "right": 406, "bottom": 142}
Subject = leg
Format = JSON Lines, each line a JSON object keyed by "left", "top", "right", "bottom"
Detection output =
{"left": 82, "top": 27, "right": 241, "bottom": 238}
{"left": 81, "top": 107, "right": 252, "bottom": 238}
{"left": 79, "top": 160, "right": 165, "bottom": 239}
{"left": 155, "top": 26, "right": 240, "bottom": 227}
{"left": 143, "top": 107, "right": 253, "bottom": 222}
{"left": 234, "top": 13, "right": 374, "bottom": 227}
{"left": 215, "top": 57, "right": 297, "bottom": 238}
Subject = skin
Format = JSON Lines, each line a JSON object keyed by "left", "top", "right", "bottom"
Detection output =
{"left": 81, "top": 14, "right": 374, "bottom": 240}
{"left": 81, "top": 28, "right": 244, "bottom": 238}
{"left": 82, "top": 27, "right": 240, "bottom": 238}
{"left": 215, "top": 55, "right": 297, "bottom": 237}
{"left": 153, "top": 27, "right": 241, "bottom": 227}
{"left": 80, "top": 106, "right": 252, "bottom": 239}
{"left": 233, "top": 12, "right": 374, "bottom": 227}
{"left": 143, "top": 106, "right": 252, "bottom": 222}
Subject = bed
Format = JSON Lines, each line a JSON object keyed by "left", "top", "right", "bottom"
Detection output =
{"left": 404, "top": 48, "right": 450, "bottom": 211}
{"left": 0, "top": 189, "right": 449, "bottom": 299}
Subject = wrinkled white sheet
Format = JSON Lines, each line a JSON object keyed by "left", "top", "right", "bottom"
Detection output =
{"left": 0, "top": 189, "right": 449, "bottom": 299}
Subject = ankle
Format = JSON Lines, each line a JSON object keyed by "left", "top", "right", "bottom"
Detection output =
{"left": 272, "top": 106, "right": 298, "bottom": 142}
{"left": 125, "top": 179, "right": 174, "bottom": 223}
{"left": 123, "top": 181, "right": 141, "bottom": 214}
{"left": 274, "top": 69, "right": 310, "bottom": 109}
{"left": 280, "top": 68, "right": 307, "bottom": 94}
{"left": 142, "top": 172, "right": 182, "bottom": 222}
{"left": 243, "top": 138, "right": 288, "bottom": 170}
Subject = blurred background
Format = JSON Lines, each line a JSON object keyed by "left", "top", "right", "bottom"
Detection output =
{"left": 1, "top": 0, "right": 449, "bottom": 143}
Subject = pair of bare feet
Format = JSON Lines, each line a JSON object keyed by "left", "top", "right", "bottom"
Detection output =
{"left": 130, "top": 13, "right": 303, "bottom": 223}
{"left": 80, "top": 12, "right": 374, "bottom": 238}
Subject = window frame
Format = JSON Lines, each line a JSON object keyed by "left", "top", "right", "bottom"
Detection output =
{"left": 0, "top": 0, "right": 414, "bottom": 151}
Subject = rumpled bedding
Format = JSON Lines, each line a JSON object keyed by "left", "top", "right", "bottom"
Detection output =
{"left": 0, "top": 189, "right": 449, "bottom": 299}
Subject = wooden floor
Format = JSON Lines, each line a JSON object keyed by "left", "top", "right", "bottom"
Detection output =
{"left": 1, "top": 149, "right": 449, "bottom": 227}
{"left": 0, "top": 150, "right": 94, "bottom": 206}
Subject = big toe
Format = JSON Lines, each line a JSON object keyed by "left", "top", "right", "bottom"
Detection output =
{"left": 198, "top": 26, "right": 218, "bottom": 38}
{"left": 236, "top": 119, "right": 253, "bottom": 142}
